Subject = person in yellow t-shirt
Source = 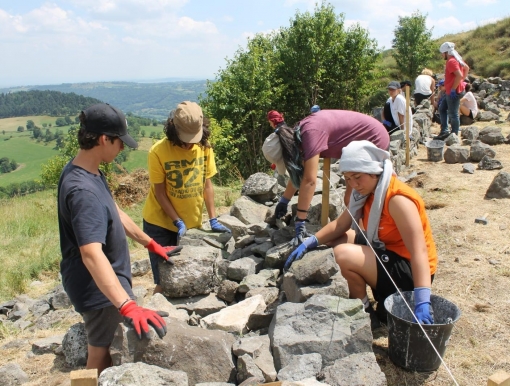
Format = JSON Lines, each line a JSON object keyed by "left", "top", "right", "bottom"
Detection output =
{"left": 142, "top": 101, "right": 230, "bottom": 294}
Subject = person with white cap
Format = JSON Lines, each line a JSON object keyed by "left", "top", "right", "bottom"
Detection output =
{"left": 58, "top": 103, "right": 174, "bottom": 374}
{"left": 262, "top": 110, "right": 390, "bottom": 246}
{"left": 143, "top": 101, "right": 230, "bottom": 295}
{"left": 438, "top": 42, "right": 470, "bottom": 138}
{"left": 284, "top": 140, "right": 438, "bottom": 327}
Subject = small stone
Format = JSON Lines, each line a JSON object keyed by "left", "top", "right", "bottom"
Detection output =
{"left": 474, "top": 257, "right": 480, "bottom": 261}
{"left": 454, "top": 257, "right": 460, "bottom": 263}
{"left": 462, "top": 163, "right": 475, "bottom": 174}
{"left": 489, "top": 260, "right": 500, "bottom": 265}
{"left": 499, "top": 224, "right": 507, "bottom": 230}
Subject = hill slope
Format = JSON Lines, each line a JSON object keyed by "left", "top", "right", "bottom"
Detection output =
{"left": 0, "top": 81, "right": 207, "bottom": 120}
{"left": 0, "top": 90, "right": 102, "bottom": 118}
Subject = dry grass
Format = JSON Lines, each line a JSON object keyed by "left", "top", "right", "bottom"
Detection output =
{"left": 374, "top": 120, "right": 510, "bottom": 385}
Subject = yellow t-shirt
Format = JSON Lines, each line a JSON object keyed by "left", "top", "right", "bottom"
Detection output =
{"left": 142, "top": 138, "right": 217, "bottom": 231}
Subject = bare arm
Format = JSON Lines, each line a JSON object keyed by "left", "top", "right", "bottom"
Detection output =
{"left": 80, "top": 243, "right": 132, "bottom": 308}
{"left": 315, "top": 209, "right": 352, "bottom": 245}
{"left": 429, "top": 78, "right": 436, "bottom": 105}
{"left": 296, "top": 154, "right": 320, "bottom": 221}
{"left": 388, "top": 195, "right": 431, "bottom": 288}
{"left": 203, "top": 178, "right": 216, "bottom": 219}
{"left": 154, "top": 182, "right": 180, "bottom": 222}
{"left": 116, "top": 203, "right": 151, "bottom": 246}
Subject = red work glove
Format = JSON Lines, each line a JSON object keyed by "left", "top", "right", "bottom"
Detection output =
{"left": 119, "top": 300, "right": 167, "bottom": 339}
{"left": 145, "top": 239, "right": 182, "bottom": 264}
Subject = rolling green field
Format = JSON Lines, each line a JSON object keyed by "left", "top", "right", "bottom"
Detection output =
{"left": 0, "top": 115, "right": 73, "bottom": 133}
{"left": 0, "top": 136, "right": 60, "bottom": 186}
{"left": 123, "top": 148, "right": 148, "bottom": 172}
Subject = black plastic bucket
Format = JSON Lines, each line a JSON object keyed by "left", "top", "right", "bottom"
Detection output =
{"left": 384, "top": 291, "right": 461, "bottom": 372}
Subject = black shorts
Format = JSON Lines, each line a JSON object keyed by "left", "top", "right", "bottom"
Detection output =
{"left": 82, "top": 305, "right": 123, "bottom": 347}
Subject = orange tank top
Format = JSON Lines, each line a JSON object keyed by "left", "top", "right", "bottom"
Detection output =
{"left": 362, "top": 176, "right": 437, "bottom": 275}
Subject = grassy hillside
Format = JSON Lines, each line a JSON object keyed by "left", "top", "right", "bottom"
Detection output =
{"left": 384, "top": 17, "right": 510, "bottom": 79}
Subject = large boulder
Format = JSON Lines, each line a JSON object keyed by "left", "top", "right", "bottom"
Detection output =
{"left": 159, "top": 246, "right": 223, "bottom": 298}
{"left": 269, "top": 295, "right": 372, "bottom": 370}
{"left": 0, "top": 363, "right": 29, "bottom": 386}
{"left": 287, "top": 248, "right": 339, "bottom": 285}
{"left": 110, "top": 321, "right": 236, "bottom": 385}
{"left": 99, "top": 362, "right": 188, "bottom": 386}
{"left": 443, "top": 146, "right": 470, "bottom": 164}
{"left": 241, "top": 173, "right": 278, "bottom": 203}
{"left": 62, "top": 322, "right": 88, "bottom": 366}
{"left": 486, "top": 171, "right": 510, "bottom": 199}
{"left": 470, "top": 141, "right": 496, "bottom": 162}
{"left": 231, "top": 196, "right": 270, "bottom": 225}
{"left": 478, "top": 126, "right": 505, "bottom": 145}
{"left": 322, "top": 352, "right": 387, "bottom": 386}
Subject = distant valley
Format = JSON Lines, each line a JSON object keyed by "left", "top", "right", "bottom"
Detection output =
{"left": 0, "top": 80, "right": 208, "bottom": 120}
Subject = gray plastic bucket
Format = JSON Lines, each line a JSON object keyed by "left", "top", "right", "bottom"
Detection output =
{"left": 425, "top": 139, "right": 445, "bottom": 162}
{"left": 384, "top": 291, "right": 461, "bottom": 372}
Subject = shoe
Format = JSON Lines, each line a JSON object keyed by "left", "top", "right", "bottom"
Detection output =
{"left": 433, "top": 132, "right": 450, "bottom": 140}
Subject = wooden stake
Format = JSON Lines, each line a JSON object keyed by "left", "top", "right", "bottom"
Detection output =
{"left": 405, "top": 85, "right": 411, "bottom": 167}
{"left": 321, "top": 158, "right": 331, "bottom": 227}
{"left": 488, "top": 370, "right": 510, "bottom": 386}
{"left": 70, "top": 369, "right": 98, "bottom": 386}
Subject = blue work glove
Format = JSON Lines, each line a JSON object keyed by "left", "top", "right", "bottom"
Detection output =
{"left": 414, "top": 287, "right": 434, "bottom": 325}
{"left": 209, "top": 218, "right": 231, "bottom": 233}
{"left": 173, "top": 218, "right": 187, "bottom": 237}
{"left": 382, "top": 119, "right": 392, "bottom": 127}
{"left": 449, "top": 89, "right": 458, "bottom": 99}
{"left": 274, "top": 197, "right": 290, "bottom": 219}
{"left": 284, "top": 236, "right": 319, "bottom": 271}
{"left": 293, "top": 219, "right": 313, "bottom": 246}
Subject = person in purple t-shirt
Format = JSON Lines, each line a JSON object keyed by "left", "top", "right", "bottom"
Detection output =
{"left": 262, "top": 109, "right": 390, "bottom": 245}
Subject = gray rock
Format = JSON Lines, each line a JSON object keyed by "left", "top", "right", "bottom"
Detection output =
{"left": 478, "top": 155, "right": 503, "bottom": 170}
{"left": 144, "top": 293, "right": 189, "bottom": 323}
{"left": 462, "top": 163, "right": 475, "bottom": 174}
{"left": 322, "top": 352, "right": 387, "bottom": 386}
{"left": 246, "top": 222, "right": 271, "bottom": 237}
{"left": 235, "top": 235, "right": 256, "bottom": 249}
{"left": 241, "top": 173, "right": 278, "bottom": 203}
{"left": 486, "top": 171, "right": 510, "bottom": 199}
{"left": 2, "top": 339, "right": 28, "bottom": 350}
{"left": 282, "top": 272, "right": 349, "bottom": 303}
{"left": 461, "top": 125, "right": 479, "bottom": 144}
{"left": 232, "top": 335, "right": 277, "bottom": 382}
{"left": 444, "top": 133, "right": 461, "bottom": 146}
{"left": 131, "top": 285, "right": 147, "bottom": 306}
{"left": 34, "top": 309, "right": 80, "bottom": 330}
{"left": 288, "top": 248, "right": 339, "bottom": 285}
{"left": 176, "top": 293, "right": 226, "bottom": 317}
{"left": 237, "top": 354, "right": 265, "bottom": 384}
{"left": 443, "top": 146, "right": 470, "bottom": 164}
{"left": 196, "top": 383, "right": 235, "bottom": 386}
{"left": 246, "top": 287, "right": 280, "bottom": 308}
{"left": 270, "top": 228, "right": 294, "bottom": 246}
{"left": 32, "top": 334, "right": 64, "bottom": 355}
{"left": 470, "top": 141, "right": 496, "bottom": 162}
{"left": 131, "top": 258, "right": 151, "bottom": 277}
{"left": 479, "top": 126, "right": 505, "bottom": 145}
{"left": 264, "top": 242, "right": 294, "bottom": 269}
{"left": 217, "top": 215, "right": 249, "bottom": 239}
{"left": 99, "top": 362, "right": 188, "bottom": 386}
{"left": 111, "top": 321, "right": 236, "bottom": 385}
{"left": 230, "top": 196, "right": 270, "bottom": 225}
{"left": 251, "top": 241, "right": 274, "bottom": 258}
{"left": 269, "top": 295, "right": 371, "bottom": 370}
{"left": 478, "top": 111, "right": 500, "bottom": 121}
{"left": 62, "top": 322, "right": 88, "bottom": 366}
{"left": 178, "top": 228, "right": 210, "bottom": 247}
{"left": 0, "top": 363, "right": 29, "bottom": 385}
{"left": 49, "top": 285, "right": 72, "bottom": 310}
{"left": 217, "top": 280, "right": 240, "bottom": 303}
{"left": 159, "top": 246, "right": 222, "bottom": 298}
{"left": 238, "top": 269, "right": 279, "bottom": 293}
{"left": 277, "top": 353, "right": 323, "bottom": 382}
{"left": 460, "top": 114, "right": 474, "bottom": 126}
{"left": 317, "top": 170, "right": 340, "bottom": 188}
{"left": 227, "top": 256, "right": 264, "bottom": 281}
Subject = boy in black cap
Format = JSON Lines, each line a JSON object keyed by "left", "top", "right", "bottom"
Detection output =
{"left": 57, "top": 103, "right": 180, "bottom": 374}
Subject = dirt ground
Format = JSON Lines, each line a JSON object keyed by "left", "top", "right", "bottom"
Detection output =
{"left": 1, "top": 120, "right": 510, "bottom": 386}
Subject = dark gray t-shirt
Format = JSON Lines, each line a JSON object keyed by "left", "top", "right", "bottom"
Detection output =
{"left": 58, "top": 161, "right": 133, "bottom": 313}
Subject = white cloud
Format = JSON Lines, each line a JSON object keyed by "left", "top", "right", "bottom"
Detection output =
{"left": 344, "top": 19, "right": 369, "bottom": 29}
{"left": 466, "top": 0, "right": 497, "bottom": 4}
{"left": 432, "top": 16, "right": 477, "bottom": 34}
{"left": 438, "top": 1, "right": 454, "bottom": 9}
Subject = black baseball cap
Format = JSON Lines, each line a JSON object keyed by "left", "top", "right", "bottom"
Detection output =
{"left": 82, "top": 103, "right": 138, "bottom": 149}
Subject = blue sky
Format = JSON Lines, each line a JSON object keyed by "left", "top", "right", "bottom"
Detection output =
{"left": 0, "top": 0, "right": 506, "bottom": 87}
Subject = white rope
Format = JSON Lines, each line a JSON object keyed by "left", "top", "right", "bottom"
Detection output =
{"left": 322, "top": 168, "right": 459, "bottom": 386}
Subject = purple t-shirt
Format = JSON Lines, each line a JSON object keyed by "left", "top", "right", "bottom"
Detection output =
{"left": 299, "top": 110, "right": 390, "bottom": 160}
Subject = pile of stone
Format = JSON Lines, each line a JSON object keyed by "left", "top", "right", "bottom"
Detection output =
{"left": 463, "top": 76, "right": 510, "bottom": 125}
{"left": 0, "top": 172, "right": 389, "bottom": 386}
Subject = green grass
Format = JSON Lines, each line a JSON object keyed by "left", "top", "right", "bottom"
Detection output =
{"left": 0, "top": 135, "right": 60, "bottom": 186}
{"left": 0, "top": 115, "right": 73, "bottom": 133}
{"left": 0, "top": 189, "right": 61, "bottom": 300}
{"left": 122, "top": 149, "right": 148, "bottom": 172}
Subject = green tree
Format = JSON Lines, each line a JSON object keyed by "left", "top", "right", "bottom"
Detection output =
{"left": 141, "top": 130, "right": 146, "bottom": 137}
{"left": 32, "top": 126, "right": 42, "bottom": 139}
{"left": 55, "top": 117, "right": 66, "bottom": 127}
{"left": 26, "top": 120, "right": 35, "bottom": 130}
{"left": 392, "top": 11, "right": 435, "bottom": 81}
{"left": 9, "top": 159, "right": 17, "bottom": 171}
{"left": 17, "top": 126, "right": 24, "bottom": 132}
{"left": 65, "top": 116, "right": 73, "bottom": 125}
{"left": 42, "top": 123, "right": 48, "bottom": 128}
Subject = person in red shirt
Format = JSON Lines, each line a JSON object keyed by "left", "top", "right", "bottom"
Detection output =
{"left": 438, "top": 42, "right": 470, "bottom": 138}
